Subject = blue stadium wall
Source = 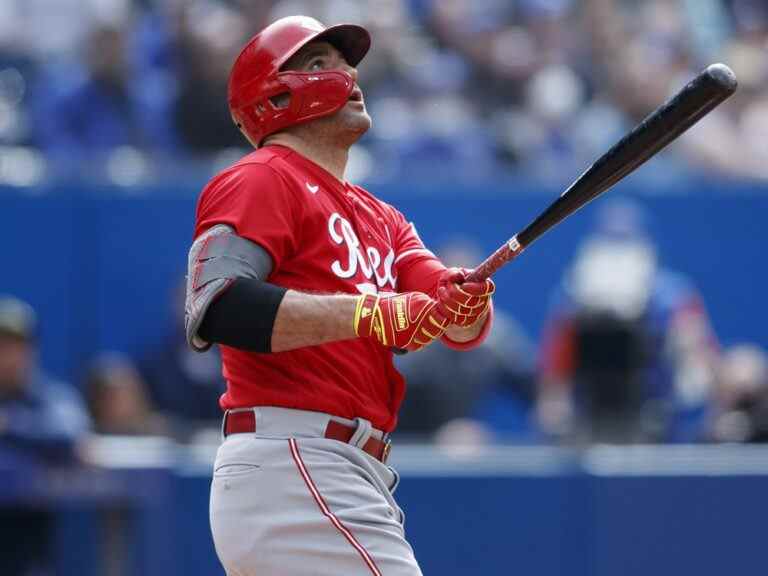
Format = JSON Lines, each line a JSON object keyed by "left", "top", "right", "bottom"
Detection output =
{"left": 1, "top": 178, "right": 765, "bottom": 383}
{"left": 48, "top": 456, "right": 768, "bottom": 576}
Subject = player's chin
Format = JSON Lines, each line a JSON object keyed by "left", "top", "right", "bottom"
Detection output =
{"left": 342, "top": 108, "right": 372, "bottom": 134}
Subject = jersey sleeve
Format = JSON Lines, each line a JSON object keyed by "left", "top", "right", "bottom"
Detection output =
{"left": 388, "top": 206, "right": 446, "bottom": 295}
{"left": 194, "top": 163, "right": 302, "bottom": 269}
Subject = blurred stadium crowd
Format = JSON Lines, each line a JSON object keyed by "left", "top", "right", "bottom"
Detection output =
{"left": 0, "top": 0, "right": 767, "bottom": 185}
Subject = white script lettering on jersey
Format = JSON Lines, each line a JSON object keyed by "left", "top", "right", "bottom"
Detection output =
{"left": 328, "top": 212, "right": 396, "bottom": 290}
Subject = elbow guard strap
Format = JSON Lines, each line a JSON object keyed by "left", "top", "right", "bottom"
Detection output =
{"left": 198, "top": 278, "right": 286, "bottom": 353}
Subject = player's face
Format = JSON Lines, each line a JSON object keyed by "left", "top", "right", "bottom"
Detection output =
{"left": 282, "top": 41, "right": 372, "bottom": 141}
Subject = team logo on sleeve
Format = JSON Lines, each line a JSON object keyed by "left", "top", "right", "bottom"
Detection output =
{"left": 327, "top": 212, "right": 396, "bottom": 290}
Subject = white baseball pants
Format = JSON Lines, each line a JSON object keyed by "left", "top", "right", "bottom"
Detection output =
{"left": 209, "top": 407, "right": 423, "bottom": 576}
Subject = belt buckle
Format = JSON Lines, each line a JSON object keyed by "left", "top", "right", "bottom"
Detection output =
{"left": 381, "top": 436, "right": 392, "bottom": 463}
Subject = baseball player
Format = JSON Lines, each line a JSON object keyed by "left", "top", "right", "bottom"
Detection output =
{"left": 185, "top": 16, "right": 495, "bottom": 576}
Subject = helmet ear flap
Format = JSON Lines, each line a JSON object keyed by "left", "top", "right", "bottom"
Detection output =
{"left": 232, "top": 110, "right": 260, "bottom": 148}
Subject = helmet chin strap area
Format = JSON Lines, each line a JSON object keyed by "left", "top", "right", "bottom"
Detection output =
{"left": 280, "top": 70, "right": 355, "bottom": 120}
{"left": 235, "top": 69, "right": 355, "bottom": 147}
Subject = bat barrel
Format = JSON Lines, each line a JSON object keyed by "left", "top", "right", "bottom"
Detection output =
{"left": 515, "top": 63, "right": 737, "bottom": 248}
{"left": 464, "top": 63, "right": 737, "bottom": 285}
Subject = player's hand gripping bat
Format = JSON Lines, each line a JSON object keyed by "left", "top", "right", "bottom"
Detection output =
{"left": 465, "top": 63, "right": 738, "bottom": 284}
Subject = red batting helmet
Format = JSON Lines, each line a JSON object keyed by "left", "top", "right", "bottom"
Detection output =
{"left": 228, "top": 15, "right": 371, "bottom": 147}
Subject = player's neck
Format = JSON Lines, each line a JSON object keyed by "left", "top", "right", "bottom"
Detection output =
{"left": 265, "top": 133, "right": 349, "bottom": 182}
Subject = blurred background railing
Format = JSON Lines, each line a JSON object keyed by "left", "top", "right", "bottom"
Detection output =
{"left": 2, "top": 0, "right": 768, "bottom": 574}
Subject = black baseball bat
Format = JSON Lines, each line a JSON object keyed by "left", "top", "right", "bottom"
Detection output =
{"left": 466, "top": 63, "right": 738, "bottom": 283}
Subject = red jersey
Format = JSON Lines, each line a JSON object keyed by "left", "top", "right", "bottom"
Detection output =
{"left": 194, "top": 145, "right": 440, "bottom": 431}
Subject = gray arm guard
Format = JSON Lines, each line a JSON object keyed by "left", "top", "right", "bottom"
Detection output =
{"left": 185, "top": 224, "right": 274, "bottom": 352}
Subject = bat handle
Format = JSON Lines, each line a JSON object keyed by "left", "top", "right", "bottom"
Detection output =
{"left": 393, "top": 235, "right": 523, "bottom": 356}
{"left": 465, "top": 235, "right": 525, "bottom": 282}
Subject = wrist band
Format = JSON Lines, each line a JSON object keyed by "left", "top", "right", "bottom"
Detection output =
{"left": 441, "top": 301, "right": 494, "bottom": 351}
{"left": 353, "top": 293, "right": 379, "bottom": 337}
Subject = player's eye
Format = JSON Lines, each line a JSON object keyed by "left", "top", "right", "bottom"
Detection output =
{"left": 308, "top": 58, "right": 326, "bottom": 71}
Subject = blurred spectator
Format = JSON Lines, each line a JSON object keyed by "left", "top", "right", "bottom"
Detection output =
{"left": 396, "top": 311, "right": 536, "bottom": 443}
{"left": 34, "top": 21, "right": 142, "bottom": 165}
{"left": 2, "top": 0, "right": 768, "bottom": 182}
{"left": 469, "top": 312, "right": 538, "bottom": 442}
{"left": 129, "top": 0, "right": 185, "bottom": 152}
{"left": 0, "top": 295, "right": 90, "bottom": 459}
{"left": 0, "top": 295, "right": 90, "bottom": 576}
{"left": 173, "top": 2, "right": 248, "bottom": 152}
{"left": 138, "top": 281, "right": 225, "bottom": 436}
{"left": 85, "top": 352, "right": 168, "bottom": 436}
{"left": 395, "top": 238, "right": 537, "bottom": 443}
{"left": 587, "top": 0, "right": 768, "bottom": 181}
{"left": 536, "top": 200, "right": 719, "bottom": 444}
{"left": 710, "top": 344, "right": 768, "bottom": 442}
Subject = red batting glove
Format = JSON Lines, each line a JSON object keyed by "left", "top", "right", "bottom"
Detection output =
{"left": 354, "top": 292, "right": 449, "bottom": 352}
{"left": 436, "top": 267, "right": 495, "bottom": 327}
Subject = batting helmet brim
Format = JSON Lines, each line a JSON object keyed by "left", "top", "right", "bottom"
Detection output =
{"left": 278, "top": 23, "right": 371, "bottom": 70}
